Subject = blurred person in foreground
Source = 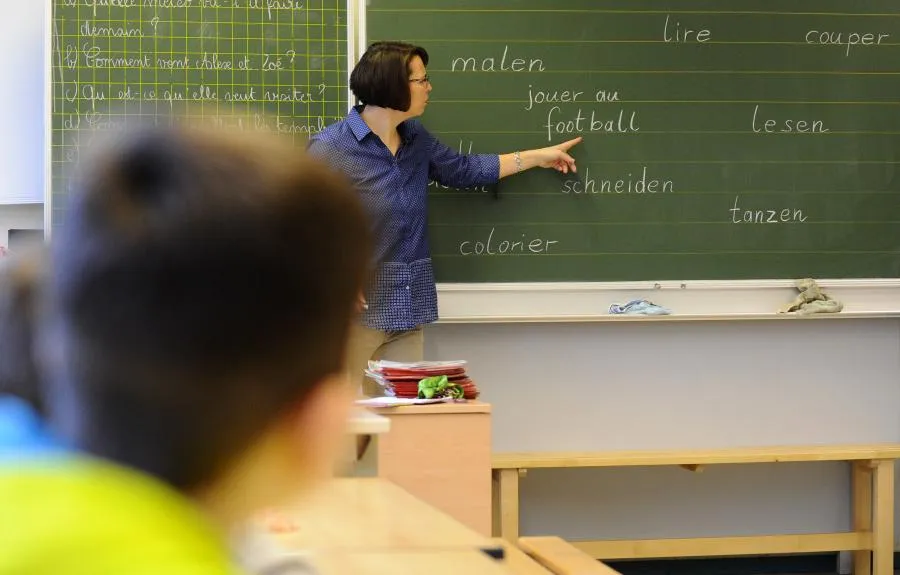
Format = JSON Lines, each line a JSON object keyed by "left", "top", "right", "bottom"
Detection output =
{"left": 0, "top": 124, "right": 371, "bottom": 574}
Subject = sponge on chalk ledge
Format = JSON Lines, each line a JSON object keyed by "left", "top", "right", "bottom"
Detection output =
{"left": 778, "top": 278, "right": 843, "bottom": 315}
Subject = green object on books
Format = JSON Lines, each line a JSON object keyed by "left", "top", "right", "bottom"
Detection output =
{"left": 418, "top": 375, "right": 463, "bottom": 399}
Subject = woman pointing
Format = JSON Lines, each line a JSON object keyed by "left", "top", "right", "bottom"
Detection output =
{"left": 309, "top": 41, "right": 581, "bottom": 396}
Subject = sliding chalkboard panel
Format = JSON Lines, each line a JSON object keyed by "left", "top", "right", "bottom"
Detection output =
{"left": 51, "top": 0, "right": 348, "bottom": 234}
{"left": 368, "top": 0, "right": 900, "bottom": 282}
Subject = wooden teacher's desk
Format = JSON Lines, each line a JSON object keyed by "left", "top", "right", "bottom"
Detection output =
{"left": 357, "top": 401, "right": 494, "bottom": 536}
{"left": 346, "top": 407, "right": 391, "bottom": 435}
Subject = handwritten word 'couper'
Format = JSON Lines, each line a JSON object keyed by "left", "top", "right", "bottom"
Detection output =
{"left": 805, "top": 29, "right": 890, "bottom": 57}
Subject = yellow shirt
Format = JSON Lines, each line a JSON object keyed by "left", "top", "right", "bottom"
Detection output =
{"left": 0, "top": 456, "right": 243, "bottom": 575}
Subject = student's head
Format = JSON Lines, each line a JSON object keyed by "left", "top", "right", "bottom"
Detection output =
{"left": 350, "top": 41, "right": 431, "bottom": 117}
{"left": 0, "top": 252, "right": 44, "bottom": 413}
{"left": 40, "top": 124, "right": 371, "bottom": 522}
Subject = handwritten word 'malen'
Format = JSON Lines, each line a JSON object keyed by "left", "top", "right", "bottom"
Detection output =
{"left": 451, "top": 45, "right": 544, "bottom": 72}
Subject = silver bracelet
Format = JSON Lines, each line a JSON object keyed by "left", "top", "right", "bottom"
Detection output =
{"left": 514, "top": 151, "right": 522, "bottom": 172}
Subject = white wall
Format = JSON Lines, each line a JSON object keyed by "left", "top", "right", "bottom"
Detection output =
{"left": 0, "top": 3, "right": 45, "bottom": 205}
{"left": 1, "top": 205, "right": 44, "bottom": 249}
{"left": 0, "top": 2, "right": 46, "bottom": 242}
{"left": 427, "top": 320, "right": 900, "bottom": 545}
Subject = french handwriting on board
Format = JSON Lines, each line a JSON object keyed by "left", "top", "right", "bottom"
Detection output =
{"left": 52, "top": 0, "right": 347, "bottom": 233}
{"left": 53, "top": 4, "right": 344, "bottom": 151}
{"left": 392, "top": 3, "right": 900, "bottom": 277}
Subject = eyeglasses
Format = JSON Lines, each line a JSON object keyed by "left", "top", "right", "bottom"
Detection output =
{"left": 409, "top": 75, "right": 430, "bottom": 86}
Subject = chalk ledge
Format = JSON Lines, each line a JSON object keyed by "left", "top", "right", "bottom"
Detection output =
{"left": 434, "top": 279, "right": 900, "bottom": 322}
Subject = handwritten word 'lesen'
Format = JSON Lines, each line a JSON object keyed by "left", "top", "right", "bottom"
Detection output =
{"left": 752, "top": 105, "right": 829, "bottom": 133}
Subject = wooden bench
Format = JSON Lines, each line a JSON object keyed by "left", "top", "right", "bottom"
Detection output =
{"left": 493, "top": 444, "right": 900, "bottom": 575}
{"left": 518, "top": 536, "right": 622, "bottom": 574}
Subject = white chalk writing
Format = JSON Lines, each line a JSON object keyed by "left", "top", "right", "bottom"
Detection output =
{"left": 805, "top": 29, "right": 890, "bottom": 57}
{"left": 544, "top": 107, "right": 639, "bottom": 141}
{"left": 729, "top": 196, "right": 808, "bottom": 224}
{"left": 752, "top": 105, "right": 829, "bottom": 133}
{"left": 663, "top": 15, "right": 711, "bottom": 43}
{"left": 451, "top": 45, "right": 545, "bottom": 72}
{"left": 562, "top": 167, "right": 674, "bottom": 195}
{"left": 459, "top": 228, "right": 558, "bottom": 256}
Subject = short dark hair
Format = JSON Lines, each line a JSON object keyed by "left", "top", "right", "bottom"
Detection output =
{"left": 0, "top": 253, "right": 44, "bottom": 413}
{"left": 41, "top": 124, "right": 371, "bottom": 490}
{"left": 349, "top": 41, "right": 429, "bottom": 111}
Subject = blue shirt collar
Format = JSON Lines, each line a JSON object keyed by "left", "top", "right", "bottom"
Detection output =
{"left": 348, "top": 105, "right": 371, "bottom": 142}
{"left": 348, "top": 105, "right": 416, "bottom": 144}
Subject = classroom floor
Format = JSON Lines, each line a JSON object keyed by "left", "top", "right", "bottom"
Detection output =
{"left": 609, "top": 562, "right": 898, "bottom": 575}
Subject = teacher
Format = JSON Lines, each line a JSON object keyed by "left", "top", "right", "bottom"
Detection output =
{"left": 309, "top": 41, "right": 581, "bottom": 396}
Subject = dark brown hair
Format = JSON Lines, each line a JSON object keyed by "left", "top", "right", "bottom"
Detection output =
{"left": 41, "top": 124, "right": 371, "bottom": 490}
{"left": 0, "top": 252, "right": 44, "bottom": 413}
{"left": 349, "top": 41, "right": 429, "bottom": 111}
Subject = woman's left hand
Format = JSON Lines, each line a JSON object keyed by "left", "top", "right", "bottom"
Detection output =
{"left": 500, "top": 137, "right": 584, "bottom": 178}
{"left": 533, "top": 136, "right": 582, "bottom": 174}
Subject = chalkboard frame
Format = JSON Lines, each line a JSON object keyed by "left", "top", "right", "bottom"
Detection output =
{"left": 358, "top": 4, "right": 900, "bottom": 320}
{"left": 42, "top": 1, "right": 900, "bottom": 320}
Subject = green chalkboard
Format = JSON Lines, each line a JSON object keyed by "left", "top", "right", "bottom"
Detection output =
{"left": 51, "top": 0, "right": 348, "bottom": 235}
{"left": 368, "top": 0, "right": 900, "bottom": 282}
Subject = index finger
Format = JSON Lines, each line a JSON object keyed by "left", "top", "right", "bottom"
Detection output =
{"left": 555, "top": 136, "right": 583, "bottom": 151}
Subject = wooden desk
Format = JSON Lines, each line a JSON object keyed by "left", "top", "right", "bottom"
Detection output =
{"left": 347, "top": 408, "right": 391, "bottom": 435}
{"left": 491, "top": 539, "right": 552, "bottom": 574}
{"left": 365, "top": 401, "right": 493, "bottom": 535}
{"left": 274, "top": 478, "right": 501, "bottom": 556}
{"left": 339, "top": 408, "right": 390, "bottom": 476}
{"left": 311, "top": 550, "right": 513, "bottom": 574}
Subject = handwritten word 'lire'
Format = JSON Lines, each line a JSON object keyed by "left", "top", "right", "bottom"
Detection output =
{"left": 663, "top": 15, "right": 711, "bottom": 43}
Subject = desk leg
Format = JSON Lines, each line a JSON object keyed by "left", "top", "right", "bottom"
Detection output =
{"left": 872, "top": 460, "right": 894, "bottom": 575}
{"left": 345, "top": 434, "right": 379, "bottom": 477}
{"left": 493, "top": 469, "right": 520, "bottom": 542}
{"left": 853, "top": 461, "right": 873, "bottom": 575}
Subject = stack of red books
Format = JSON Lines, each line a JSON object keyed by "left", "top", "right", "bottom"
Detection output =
{"left": 364, "top": 360, "right": 479, "bottom": 400}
